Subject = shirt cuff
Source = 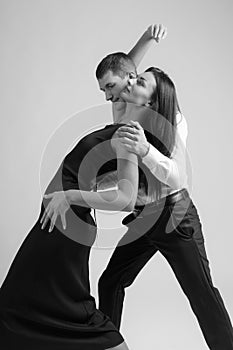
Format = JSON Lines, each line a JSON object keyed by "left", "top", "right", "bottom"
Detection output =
{"left": 142, "top": 143, "right": 166, "bottom": 168}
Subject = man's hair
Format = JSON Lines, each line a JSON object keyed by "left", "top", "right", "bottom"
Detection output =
{"left": 96, "top": 52, "right": 136, "bottom": 80}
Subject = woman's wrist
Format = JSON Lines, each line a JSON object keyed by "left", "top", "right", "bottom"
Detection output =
{"left": 65, "top": 190, "right": 75, "bottom": 205}
{"left": 141, "top": 142, "right": 150, "bottom": 158}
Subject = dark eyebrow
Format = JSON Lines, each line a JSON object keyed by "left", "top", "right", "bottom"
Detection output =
{"left": 99, "top": 82, "right": 114, "bottom": 91}
{"left": 137, "top": 76, "right": 147, "bottom": 86}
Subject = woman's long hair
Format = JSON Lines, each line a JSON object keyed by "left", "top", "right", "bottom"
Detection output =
{"left": 139, "top": 67, "right": 181, "bottom": 200}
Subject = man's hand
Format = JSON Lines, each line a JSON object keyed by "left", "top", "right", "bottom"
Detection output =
{"left": 40, "top": 191, "right": 70, "bottom": 232}
{"left": 128, "top": 24, "right": 167, "bottom": 68}
{"left": 115, "top": 120, "right": 150, "bottom": 158}
{"left": 146, "top": 24, "right": 167, "bottom": 43}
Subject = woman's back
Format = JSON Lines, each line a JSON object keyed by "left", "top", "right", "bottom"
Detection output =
{"left": 0, "top": 122, "right": 127, "bottom": 350}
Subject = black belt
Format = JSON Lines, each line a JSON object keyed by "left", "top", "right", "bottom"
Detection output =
{"left": 122, "top": 188, "right": 189, "bottom": 225}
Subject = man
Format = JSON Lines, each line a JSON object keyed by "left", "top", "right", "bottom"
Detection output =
{"left": 95, "top": 26, "right": 233, "bottom": 350}
{"left": 97, "top": 24, "right": 167, "bottom": 128}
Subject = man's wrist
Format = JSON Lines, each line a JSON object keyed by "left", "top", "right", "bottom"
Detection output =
{"left": 141, "top": 142, "right": 150, "bottom": 158}
{"left": 144, "top": 27, "right": 154, "bottom": 42}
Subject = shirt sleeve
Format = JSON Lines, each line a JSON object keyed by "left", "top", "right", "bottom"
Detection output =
{"left": 142, "top": 113, "right": 188, "bottom": 189}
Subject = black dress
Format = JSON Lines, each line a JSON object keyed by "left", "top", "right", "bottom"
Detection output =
{"left": 0, "top": 124, "right": 126, "bottom": 350}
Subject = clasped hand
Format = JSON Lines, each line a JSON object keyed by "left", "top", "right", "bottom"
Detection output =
{"left": 40, "top": 121, "right": 149, "bottom": 232}
{"left": 115, "top": 120, "right": 150, "bottom": 158}
{"left": 40, "top": 191, "right": 70, "bottom": 232}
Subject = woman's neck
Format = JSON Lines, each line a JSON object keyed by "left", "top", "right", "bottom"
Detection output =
{"left": 117, "top": 103, "right": 149, "bottom": 124}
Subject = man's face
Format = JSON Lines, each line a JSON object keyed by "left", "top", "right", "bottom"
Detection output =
{"left": 98, "top": 71, "right": 129, "bottom": 102}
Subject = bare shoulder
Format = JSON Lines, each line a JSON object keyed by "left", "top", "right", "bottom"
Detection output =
{"left": 176, "top": 112, "right": 187, "bottom": 125}
{"left": 112, "top": 101, "right": 127, "bottom": 122}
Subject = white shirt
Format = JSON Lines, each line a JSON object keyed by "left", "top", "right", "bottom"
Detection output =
{"left": 94, "top": 113, "right": 188, "bottom": 205}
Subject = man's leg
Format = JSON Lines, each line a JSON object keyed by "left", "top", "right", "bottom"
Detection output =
{"left": 98, "top": 228, "right": 158, "bottom": 330}
{"left": 158, "top": 200, "right": 233, "bottom": 350}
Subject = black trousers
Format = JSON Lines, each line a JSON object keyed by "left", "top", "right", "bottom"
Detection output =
{"left": 98, "top": 189, "right": 233, "bottom": 350}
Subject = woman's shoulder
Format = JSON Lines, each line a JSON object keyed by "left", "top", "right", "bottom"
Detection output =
{"left": 176, "top": 112, "right": 188, "bottom": 142}
{"left": 176, "top": 111, "right": 185, "bottom": 124}
{"left": 176, "top": 112, "right": 188, "bottom": 128}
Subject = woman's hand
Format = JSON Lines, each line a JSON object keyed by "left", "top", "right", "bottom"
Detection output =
{"left": 40, "top": 191, "right": 70, "bottom": 232}
{"left": 115, "top": 120, "right": 150, "bottom": 158}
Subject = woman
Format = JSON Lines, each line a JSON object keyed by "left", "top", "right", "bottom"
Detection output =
{"left": 0, "top": 22, "right": 168, "bottom": 350}
{"left": 0, "top": 106, "right": 139, "bottom": 348}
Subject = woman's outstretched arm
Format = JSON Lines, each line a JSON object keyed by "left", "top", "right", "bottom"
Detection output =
{"left": 41, "top": 139, "right": 138, "bottom": 232}
{"left": 116, "top": 117, "right": 188, "bottom": 190}
{"left": 66, "top": 140, "right": 138, "bottom": 212}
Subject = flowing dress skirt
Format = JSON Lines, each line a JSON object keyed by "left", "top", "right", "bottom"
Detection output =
{"left": 0, "top": 201, "right": 124, "bottom": 349}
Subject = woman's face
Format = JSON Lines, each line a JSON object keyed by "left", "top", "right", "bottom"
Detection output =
{"left": 120, "top": 71, "right": 156, "bottom": 106}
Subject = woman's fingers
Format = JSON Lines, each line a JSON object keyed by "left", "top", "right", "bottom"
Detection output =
{"left": 40, "top": 209, "right": 47, "bottom": 224}
{"left": 40, "top": 191, "right": 69, "bottom": 232}
{"left": 117, "top": 131, "right": 137, "bottom": 141}
{"left": 117, "top": 127, "right": 134, "bottom": 135}
{"left": 61, "top": 213, "right": 67, "bottom": 230}
{"left": 41, "top": 193, "right": 54, "bottom": 227}
{"left": 43, "top": 193, "right": 54, "bottom": 199}
{"left": 40, "top": 204, "right": 50, "bottom": 227}
{"left": 119, "top": 138, "right": 134, "bottom": 147}
{"left": 117, "top": 120, "right": 142, "bottom": 132}
{"left": 128, "top": 120, "right": 142, "bottom": 130}
{"left": 41, "top": 207, "right": 52, "bottom": 230}
{"left": 117, "top": 122, "right": 143, "bottom": 141}
{"left": 48, "top": 212, "right": 58, "bottom": 233}
{"left": 117, "top": 124, "right": 140, "bottom": 134}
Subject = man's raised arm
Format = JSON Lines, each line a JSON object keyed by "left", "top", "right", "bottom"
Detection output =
{"left": 128, "top": 24, "right": 167, "bottom": 68}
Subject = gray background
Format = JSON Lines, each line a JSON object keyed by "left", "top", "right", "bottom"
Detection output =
{"left": 1, "top": 0, "right": 233, "bottom": 349}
